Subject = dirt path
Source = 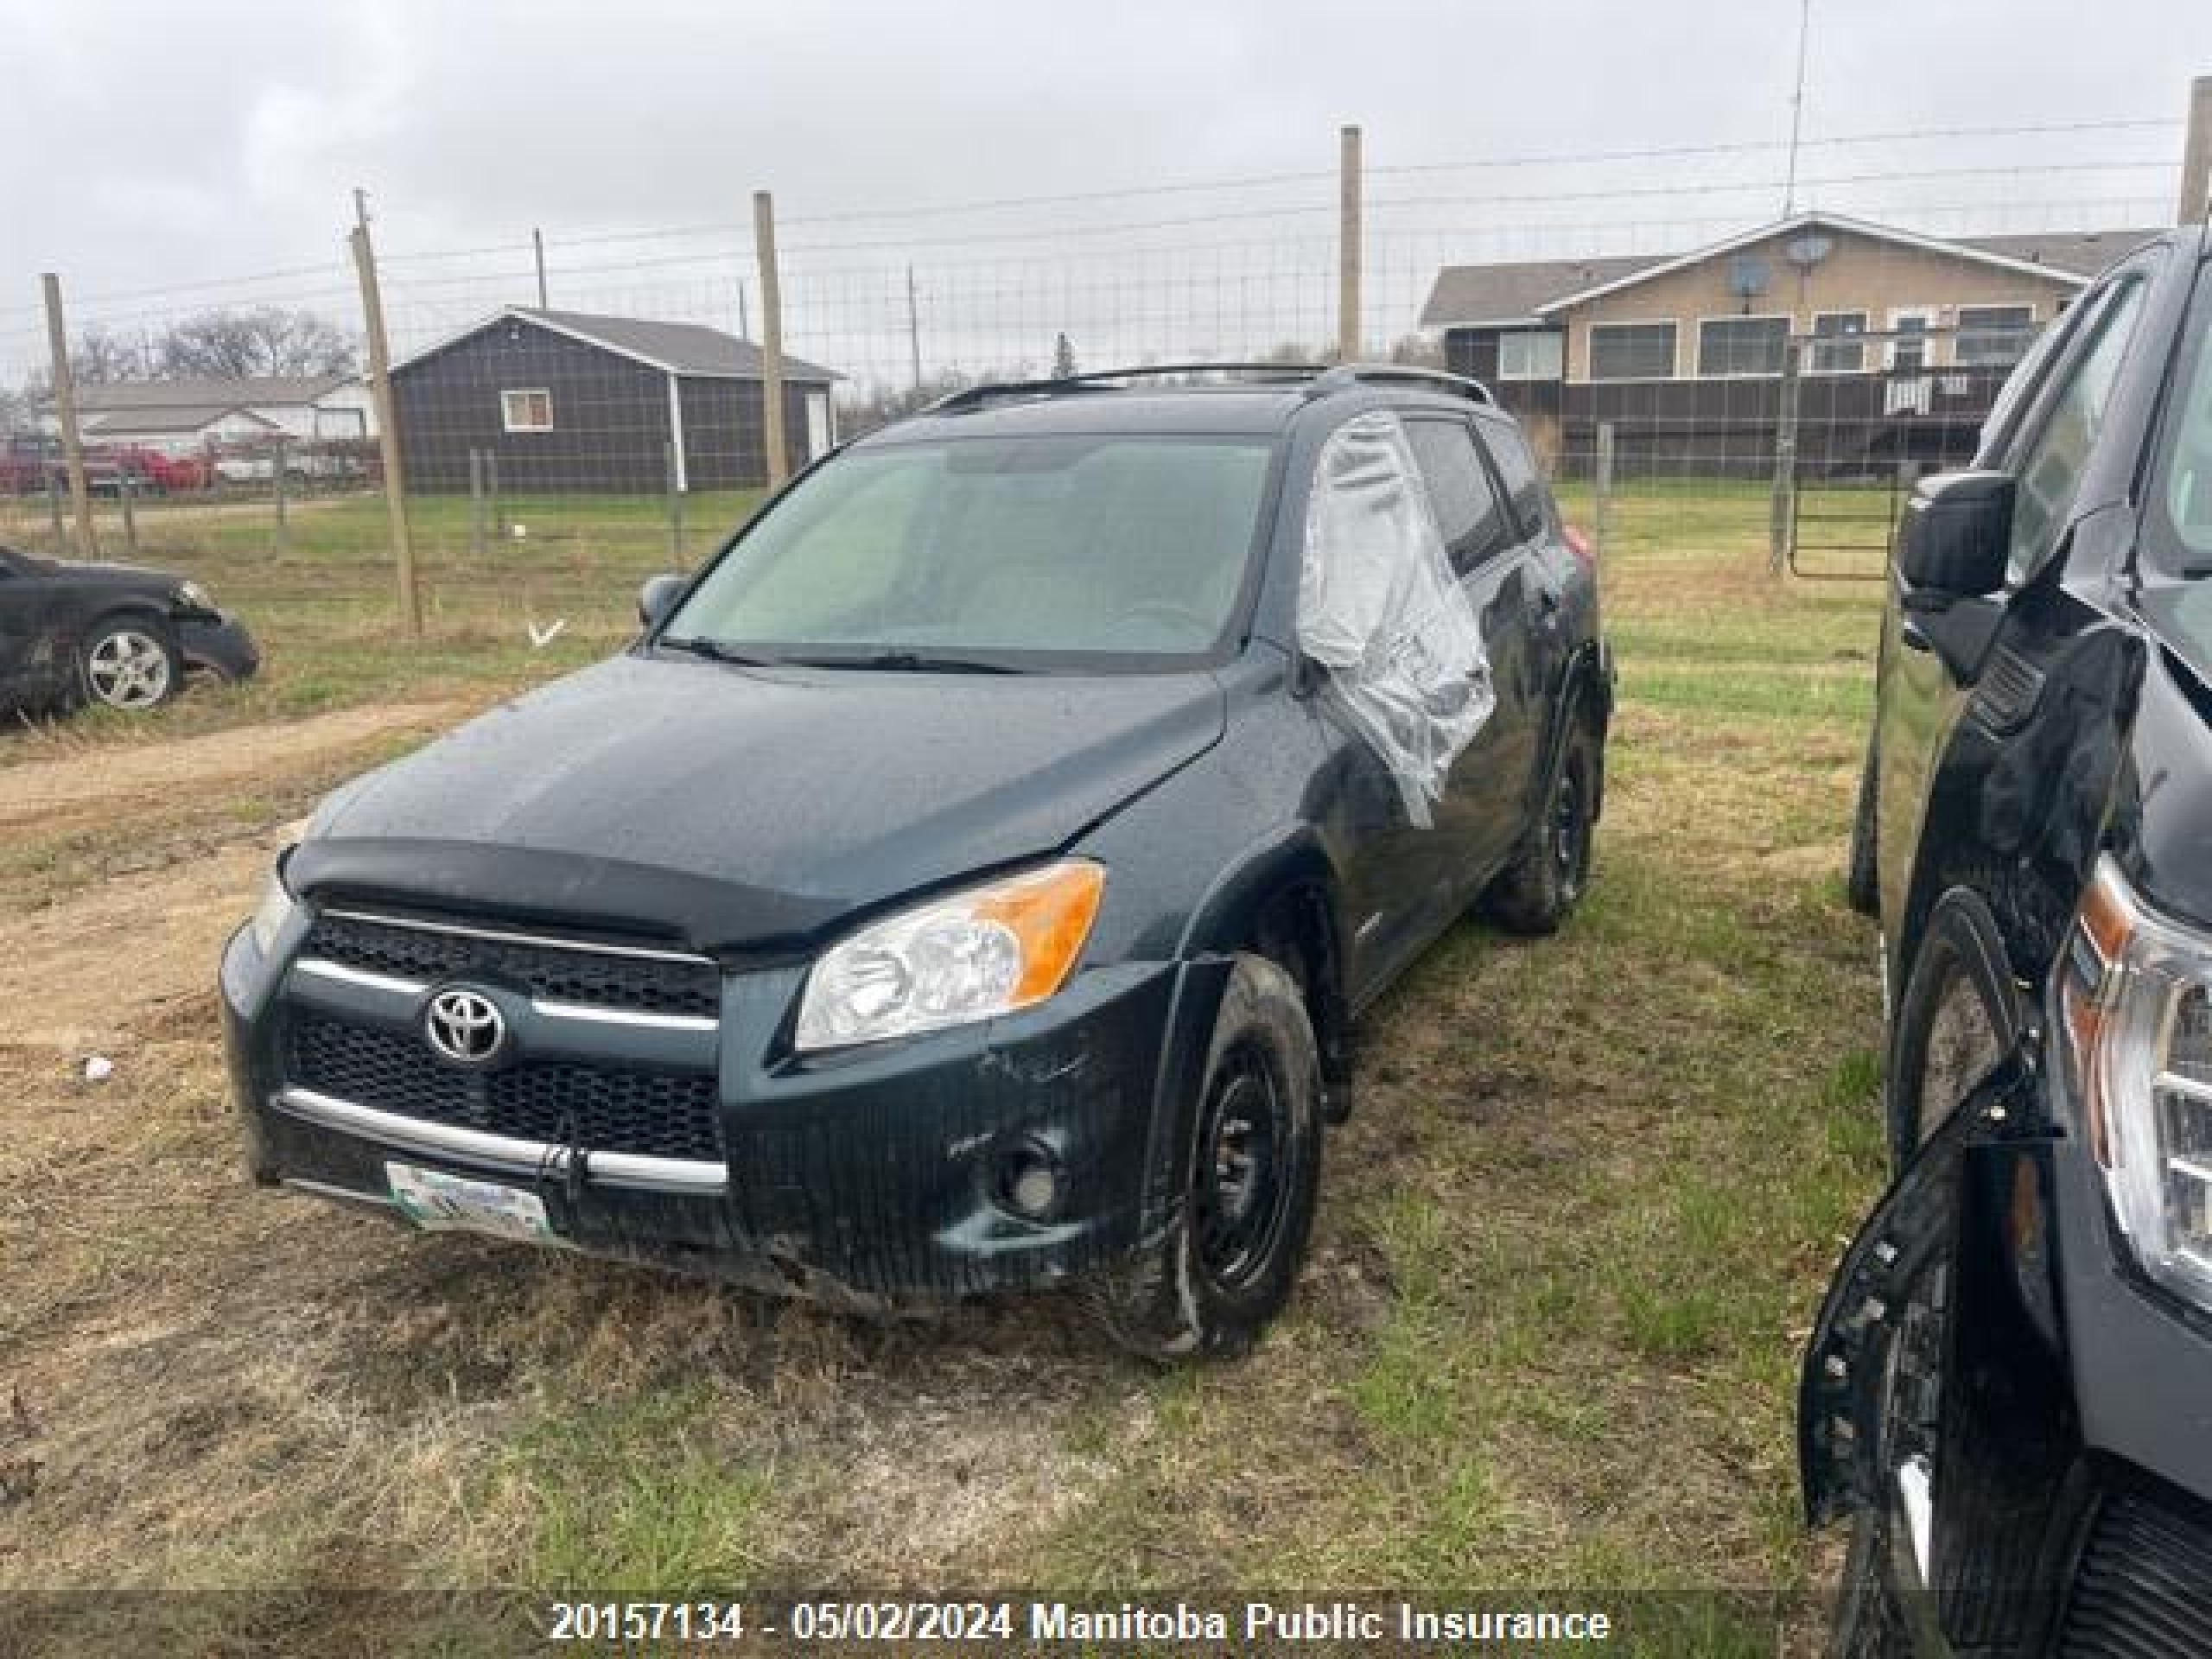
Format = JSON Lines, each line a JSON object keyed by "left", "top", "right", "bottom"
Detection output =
{"left": 0, "top": 829, "right": 291, "bottom": 1052}
{"left": 0, "top": 702, "right": 465, "bottom": 831}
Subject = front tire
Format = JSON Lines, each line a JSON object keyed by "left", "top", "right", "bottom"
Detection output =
{"left": 1092, "top": 955, "right": 1323, "bottom": 1361}
{"left": 1827, "top": 888, "right": 2020, "bottom": 1656}
{"left": 79, "top": 617, "right": 181, "bottom": 712}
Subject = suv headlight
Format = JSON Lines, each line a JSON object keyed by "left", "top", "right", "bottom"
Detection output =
{"left": 793, "top": 861, "right": 1105, "bottom": 1052}
{"left": 2058, "top": 856, "right": 2212, "bottom": 1308}
{"left": 248, "top": 864, "right": 296, "bottom": 955}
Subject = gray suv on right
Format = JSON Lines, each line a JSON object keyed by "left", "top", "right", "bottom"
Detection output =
{"left": 1804, "top": 224, "right": 2212, "bottom": 1655}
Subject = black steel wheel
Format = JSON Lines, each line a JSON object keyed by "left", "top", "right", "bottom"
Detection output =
{"left": 1488, "top": 715, "right": 1600, "bottom": 936}
{"left": 1091, "top": 955, "right": 1322, "bottom": 1362}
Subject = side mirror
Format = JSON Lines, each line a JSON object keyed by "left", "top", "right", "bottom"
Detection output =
{"left": 1897, "top": 470, "right": 2014, "bottom": 599}
{"left": 637, "top": 573, "right": 687, "bottom": 630}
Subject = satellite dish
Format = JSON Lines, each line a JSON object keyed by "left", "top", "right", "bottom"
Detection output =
{"left": 1727, "top": 255, "right": 1771, "bottom": 300}
{"left": 1785, "top": 234, "right": 1834, "bottom": 270}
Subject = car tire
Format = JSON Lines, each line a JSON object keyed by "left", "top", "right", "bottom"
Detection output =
{"left": 1885, "top": 888, "right": 2021, "bottom": 1169}
{"left": 1486, "top": 713, "right": 1600, "bottom": 936}
{"left": 1090, "top": 954, "right": 1323, "bottom": 1362}
{"left": 79, "top": 615, "right": 181, "bottom": 713}
{"left": 1828, "top": 1510, "right": 1915, "bottom": 1657}
{"left": 1819, "top": 893, "right": 2024, "bottom": 1658}
{"left": 1847, "top": 737, "right": 1880, "bottom": 918}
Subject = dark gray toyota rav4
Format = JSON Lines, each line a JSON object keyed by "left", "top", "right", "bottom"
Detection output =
{"left": 223, "top": 364, "right": 1611, "bottom": 1357}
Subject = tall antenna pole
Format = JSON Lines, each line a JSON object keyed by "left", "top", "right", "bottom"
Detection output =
{"left": 532, "top": 228, "right": 549, "bottom": 308}
{"left": 1782, "top": 0, "right": 1812, "bottom": 216}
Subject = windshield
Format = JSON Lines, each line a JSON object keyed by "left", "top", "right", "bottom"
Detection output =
{"left": 661, "top": 434, "right": 1277, "bottom": 668}
{"left": 2149, "top": 270, "right": 2212, "bottom": 656}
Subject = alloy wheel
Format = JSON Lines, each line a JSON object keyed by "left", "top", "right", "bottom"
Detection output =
{"left": 85, "top": 630, "right": 172, "bottom": 710}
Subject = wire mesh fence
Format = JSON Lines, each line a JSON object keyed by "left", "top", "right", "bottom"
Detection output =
{"left": 0, "top": 110, "right": 2192, "bottom": 610}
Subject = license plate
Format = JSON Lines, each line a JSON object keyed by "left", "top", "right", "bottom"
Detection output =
{"left": 385, "top": 1161, "right": 553, "bottom": 1244}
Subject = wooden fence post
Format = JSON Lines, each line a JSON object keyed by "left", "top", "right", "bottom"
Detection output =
{"left": 41, "top": 273, "right": 97, "bottom": 560}
{"left": 349, "top": 194, "right": 423, "bottom": 637}
{"left": 753, "top": 190, "right": 790, "bottom": 491}
{"left": 1337, "top": 125, "right": 1363, "bottom": 364}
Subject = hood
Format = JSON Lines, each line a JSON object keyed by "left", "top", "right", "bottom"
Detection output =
{"left": 299, "top": 652, "right": 1225, "bottom": 950}
{"left": 2119, "top": 624, "right": 2212, "bottom": 934}
{"left": 35, "top": 556, "right": 183, "bottom": 593}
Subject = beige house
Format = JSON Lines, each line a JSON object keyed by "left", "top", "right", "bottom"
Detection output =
{"left": 1421, "top": 213, "right": 2157, "bottom": 387}
{"left": 1417, "top": 213, "right": 2159, "bottom": 474}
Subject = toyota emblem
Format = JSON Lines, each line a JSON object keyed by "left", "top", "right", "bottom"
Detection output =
{"left": 423, "top": 988, "right": 507, "bottom": 1067}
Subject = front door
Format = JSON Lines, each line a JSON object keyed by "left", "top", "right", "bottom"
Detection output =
{"left": 804, "top": 391, "right": 833, "bottom": 462}
{"left": 1877, "top": 269, "right": 2152, "bottom": 938}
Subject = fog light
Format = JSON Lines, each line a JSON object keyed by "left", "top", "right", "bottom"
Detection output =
{"left": 996, "top": 1143, "right": 1063, "bottom": 1220}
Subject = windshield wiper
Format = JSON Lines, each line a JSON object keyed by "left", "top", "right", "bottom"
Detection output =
{"left": 658, "top": 635, "right": 777, "bottom": 667}
{"left": 784, "top": 650, "right": 1023, "bottom": 675}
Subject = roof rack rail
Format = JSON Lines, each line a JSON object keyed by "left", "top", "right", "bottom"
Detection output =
{"left": 1307, "top": 364, "right": 1497, "bottom": 406}
{"left": 924, "top": 362, "right": 1326, "bottom": 415}
{"left": 920, "top": 359, "right": 1496, "bottom": 415}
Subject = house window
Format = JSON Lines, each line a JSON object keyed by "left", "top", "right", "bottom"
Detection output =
{"left": 1888, "top": 311, "right": 1936, "bottom": 372}
{"left": 1955, "top": 304, "right": 2037, "bottom": 368}
{"left": 1809, "top": 312, "right": 1868, "bottom": 374}
{"left": 1587, "top": 321, "right": 1677, "bottom": 382}
{"left": 1696, "top": 315, "right": 1789, "bottom": 378}
{"left": 500, "top": 389, "right": 554, "bottom": 432}
{"left": 1497, "top": 330, "right": 1563, "bottom": 382}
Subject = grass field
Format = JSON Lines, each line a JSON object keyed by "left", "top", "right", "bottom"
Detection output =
{"left": 0, "top": 481, "right": 1893, "bottom": 1655}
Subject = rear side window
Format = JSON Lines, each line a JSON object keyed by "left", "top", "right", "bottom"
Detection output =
{"left": 1478, "top": 421, "right": 1551, "bottom": 537}
{"left": 1403, "top": 417, "right": 1511, "bottom": 574}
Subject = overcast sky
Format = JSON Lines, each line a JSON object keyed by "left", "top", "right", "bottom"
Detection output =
{"left": 1, "top": 0, "right": 2203, "bottom": 380}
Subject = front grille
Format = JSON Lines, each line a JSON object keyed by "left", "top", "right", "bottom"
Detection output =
{"left": 306, "top": 910, "right": 720, "bottom": 1019}
{"left": 288, "top": 1014, "right": 723, "bottom": 1163}
{"left": 2061, "top": 1488, "right": 2212, "bottom": 1658}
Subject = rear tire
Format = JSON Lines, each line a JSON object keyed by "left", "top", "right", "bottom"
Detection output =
{"left": 1847, "top": 737, "right": 1880, "bottom": 918}
{"left": 1091, "top": 955, "right": 1323, "bottom": 1362}
{"left": 1487, "top": 715, "right": 1599, "bottom": 936}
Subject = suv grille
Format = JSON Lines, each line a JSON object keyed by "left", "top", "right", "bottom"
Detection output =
{"left": 306, "top": 910, "right": 720, "bottom": 1019}
{"left": 287, "top": 1014, "right": 723, "bottom": 1164}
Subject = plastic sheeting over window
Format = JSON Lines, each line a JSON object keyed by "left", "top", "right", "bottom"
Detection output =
{"left": 1296, "top": 411, "right": 1495, "bottom": 827}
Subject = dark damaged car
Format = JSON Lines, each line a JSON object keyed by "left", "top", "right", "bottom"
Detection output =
{"left": 1806, "top": 226, "right": 2212, "bottom": 1650}
{"left": 0, "top": 543, "right": 258, "bottom": 715}
{"left": 222, "top": 364, "right": 1611, "bottom": 1357}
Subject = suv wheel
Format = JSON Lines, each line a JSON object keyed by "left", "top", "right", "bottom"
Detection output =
{"left": 1829, "top": 889, "right": 2022, "bottom": 1650}
{"left": 1091, "top": 954, "right": 1323, "bottom": 1361}
{"left": 1487, "top": 715, "right": 1599, "bottom": 936}
{"left": 1847, "top": 737, "right": 1880, "bottom": 918}
{"left": 1885, "top": 890, "right": 2019, "bottom": 1167}
{"left": 80, "top": 618, "right": 180, "bottom": 712}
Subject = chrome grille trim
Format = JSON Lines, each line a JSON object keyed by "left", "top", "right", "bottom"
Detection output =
{"left": 274, "top": 1084, "right": 729, "bottom": 1196}
{"left": 319, "top": 906, "right": 716, "bottom": 966}
{"left": 290, "top": 958, "right": 720, "bottom": 1032}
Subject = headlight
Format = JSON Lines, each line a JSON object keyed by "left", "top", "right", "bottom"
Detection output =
{"left": 248, "top": 864, "right": 296, "bottom": 955}
{"left": 175, "top": 580, "right": 218, "bottom": 613}
{"left": 793, "top": 861, "right": 1105, "bottom": 1052}
{"left": 2057, "top": 856, "right": 2212, "bottom": 1307}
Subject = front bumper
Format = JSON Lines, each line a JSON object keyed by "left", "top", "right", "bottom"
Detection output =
{"left": 223, "top": 917, "right": 1226, "bottom": 1306}
{"left": 177, "top": 611, "right": 259, "bottom": 682}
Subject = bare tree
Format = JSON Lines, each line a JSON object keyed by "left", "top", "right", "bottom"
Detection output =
{"left": 1387, "top": 332, "right": 1446, "bottom": 368}
{"left": 154, "top": 308, "right": 359, "bottom": 379}
{"left": 70, "top": 326, "right": 149, "bottom": 385}
{"left": 1051, "top": 332, "right": 1077, "bottom": 379}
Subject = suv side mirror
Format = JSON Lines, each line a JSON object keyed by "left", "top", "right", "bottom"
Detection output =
{"left": 1897, "top": 470, "right": 2013, "bottom": 599}
{"left": 638, "top": 573, "right": 687, "bottom": 629}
